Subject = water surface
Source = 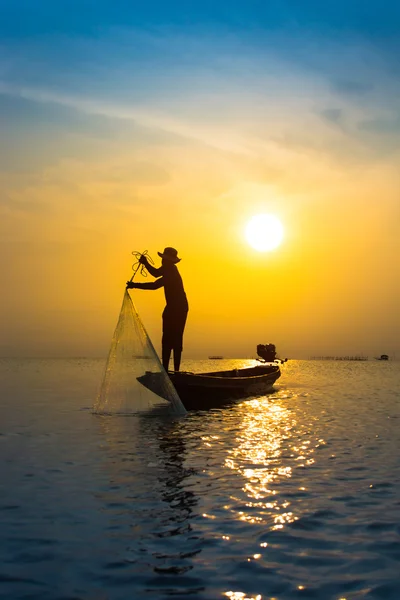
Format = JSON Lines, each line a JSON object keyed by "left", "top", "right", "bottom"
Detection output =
{"left": 1, "top": 358, "right": 399, "bottom": 599}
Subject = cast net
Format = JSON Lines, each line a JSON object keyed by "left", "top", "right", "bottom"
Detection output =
{"left": 93, "top": 254, "right": 186, "bottom": 416}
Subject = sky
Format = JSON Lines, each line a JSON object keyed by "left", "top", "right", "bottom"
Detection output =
{"left": 0, "top": 0, "right": 399, "bottom": 359}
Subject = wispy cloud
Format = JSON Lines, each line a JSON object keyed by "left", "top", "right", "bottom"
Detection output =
{"left": 1, "top": 26, "right": 399, "bottom": 164}
{"left": 1, "top": 26, "right": 399, "bottom": 233}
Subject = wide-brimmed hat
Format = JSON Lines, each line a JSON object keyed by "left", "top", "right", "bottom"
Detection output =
{"left": 158, "top": 247, "right": 181, "bottom": 263}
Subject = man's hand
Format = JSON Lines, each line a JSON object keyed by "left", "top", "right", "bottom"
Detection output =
{"left": 126, "top": 281, "right": 136, "bottom": 289}
{"left": 139, "top": 254, "right": 148, "bottom": 265}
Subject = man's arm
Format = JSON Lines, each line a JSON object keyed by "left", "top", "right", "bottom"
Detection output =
{"left": 140, "top": 256, "right": 163, "bottom": 277}
{"left": 127, "top": 278, "right": 164, "bottom": 290}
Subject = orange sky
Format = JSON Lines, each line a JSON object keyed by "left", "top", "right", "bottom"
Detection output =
{"left": 1, "top": 27, "right": 399, "bottom": 359}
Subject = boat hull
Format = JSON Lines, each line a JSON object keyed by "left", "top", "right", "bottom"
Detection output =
{"left": 137, "top": 364, "right": 281, "bottom": 410}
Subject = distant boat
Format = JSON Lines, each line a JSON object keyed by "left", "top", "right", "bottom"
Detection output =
{"left": 375, "top": 354, "right": 389, "bottom": 361}
{"left": 208, "top": 356, "right": 224, "bottom": 359}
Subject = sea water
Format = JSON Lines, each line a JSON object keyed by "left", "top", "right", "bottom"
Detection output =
{"left": 0, "top": 358, "right": 399, "bottom": 600}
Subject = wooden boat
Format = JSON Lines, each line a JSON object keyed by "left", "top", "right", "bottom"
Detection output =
{"left": 138, "top": 364, "right": 281, "bottom": 411}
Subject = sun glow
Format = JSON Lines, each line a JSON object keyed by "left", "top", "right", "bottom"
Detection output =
{"left": 245, "top": 214, "right": 284, "bottom": 252}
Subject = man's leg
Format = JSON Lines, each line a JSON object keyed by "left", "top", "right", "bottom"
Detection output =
{"left": 161, "top": 307, "right": 172, "bottom": 371}
{"left": 173, "top": 310, "right": 188, "bottom": 372}
{"left": 173, "top": 348, "right": 182, "bottom": 372}
{"left": 162, "top": 345, "right": 172, "bottom": 371}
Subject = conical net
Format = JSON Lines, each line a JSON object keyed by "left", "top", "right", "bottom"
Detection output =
{"left": 93, "top": 290, "right": 186, "bottom": 415}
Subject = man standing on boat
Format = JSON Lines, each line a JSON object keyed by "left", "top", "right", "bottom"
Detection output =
{"left": 126, "top": 247, "right": 189, "bottom": 373}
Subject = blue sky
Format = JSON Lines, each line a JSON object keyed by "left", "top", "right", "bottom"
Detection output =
{"left": 1, "top": 0, "right": 400, "bottom": 38}
{"left": 1, "top": 0, "right": 398, "bottom": 199}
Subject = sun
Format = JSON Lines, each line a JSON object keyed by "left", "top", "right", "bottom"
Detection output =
{"left": 245, "top": 214, "right": 284, "bottom": 252}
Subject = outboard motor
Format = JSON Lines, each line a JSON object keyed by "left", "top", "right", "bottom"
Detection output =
{"left": 257, "top": 343, "right": 277, "bottom": 363}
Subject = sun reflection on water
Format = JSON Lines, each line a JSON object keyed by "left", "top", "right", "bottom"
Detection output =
{"left": 224, "top": 394, "right": 314, "bottom": 530}
{"left": 224, "top": 592, "right": 262, "bottom": 600}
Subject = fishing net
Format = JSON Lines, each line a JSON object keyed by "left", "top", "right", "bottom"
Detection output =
{"left": 93, "top": 289, "right": 186, "bottom": 415}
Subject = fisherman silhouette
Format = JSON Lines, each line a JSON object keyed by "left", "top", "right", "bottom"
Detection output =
{"left": 126, "top": 247, "right": 189, "bottom": 372}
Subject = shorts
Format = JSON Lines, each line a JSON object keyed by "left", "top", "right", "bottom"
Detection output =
{"left": 162, "top": 305, "right": 188, "bottom": 351}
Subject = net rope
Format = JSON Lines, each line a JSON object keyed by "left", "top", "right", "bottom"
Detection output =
{"left": 93, "top": 253, "right": 186, "bottom": 416}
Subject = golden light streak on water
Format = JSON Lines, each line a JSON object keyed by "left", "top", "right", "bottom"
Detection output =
{"left": 223, "top": 394, "right": 316, "bottom": 529}
{"left": 224, "top": 592, "right": 262, "bottom": 600}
